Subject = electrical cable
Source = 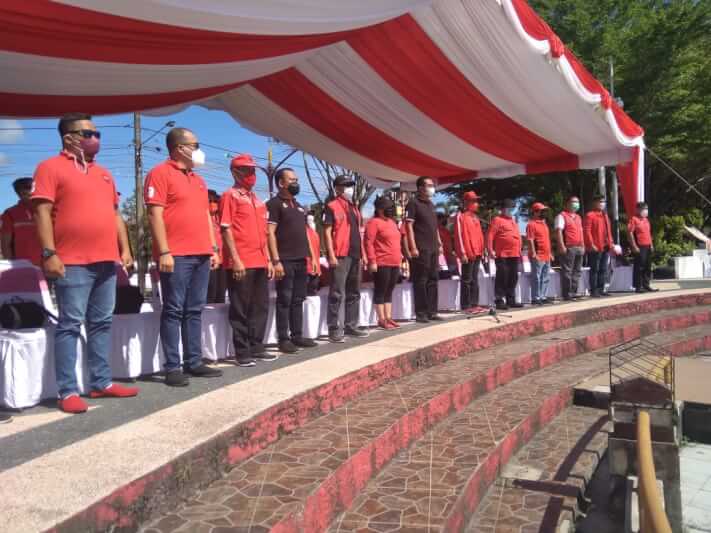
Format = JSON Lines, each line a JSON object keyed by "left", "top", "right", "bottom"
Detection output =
{"left": 646, "top": 147, "right": 711, "bottom": 208}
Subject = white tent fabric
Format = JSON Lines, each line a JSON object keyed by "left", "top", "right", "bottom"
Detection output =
{"left": 0, "top": 0, "right": 645, "bottom": 207}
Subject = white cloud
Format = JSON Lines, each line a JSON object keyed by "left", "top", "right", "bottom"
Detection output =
{"left": 0, "top": 119, "right": 23, "bottom": 144}
{"left": 0, "top": 153, "right": 9, "bottom": 166}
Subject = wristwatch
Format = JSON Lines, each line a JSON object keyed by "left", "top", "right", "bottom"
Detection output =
{"left": 41, "top": 248, "right": 56, "bottom": 260}
{"left": 212, "top": 245, "right": 219, "bottom": 253}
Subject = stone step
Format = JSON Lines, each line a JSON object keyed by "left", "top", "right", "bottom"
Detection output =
{"left": 465, "top": 405, "right": 610, "bottom": 533}
{"left": 140, "top": 306, "right": 711, "bottom": 533}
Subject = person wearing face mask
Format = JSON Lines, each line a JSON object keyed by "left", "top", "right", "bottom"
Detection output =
{"left": 305, "top": 211, "right": 322, "bottom": 296}
{"left": 628, "top": 201, "right": 658, "bottom": 293}
{"left": 31, "top": 113, "right": 137, "bottom": 413}
{"left": 267, "top": 168, "right": 319, "bottom": 353}
{"left": 406, "top": 176, "right": 444, "bottom": 323}
{"left": 323, "top": 174, "right": 368, "bottom": 342}
{"left": 219, "top": 154, "right": 276, "bottom": 367}
{"left": 365, "top": 196, "right": 404, "bottom": 330}
{"left": 206, "top": 190, "right": 227, "bottom": 304}
{"left": 526, "top": 202, "right": 553, "bottom": 305}
{"left": 555, "top": 196, "right": 585, "bottom": 301}
{"left": 144, "top": 127, "right": 223, "bottom": 387}
{"left": 488, "top": 199, "right": 523, "bottom": 310}
{"left": 583, "top": 195, "right": 614, "bottom": 298}
{"left": 453, "top": 191, "right": 485, "bottom": 313}
{"left": 1, "top": 177, "right": 42, "bottom": 266}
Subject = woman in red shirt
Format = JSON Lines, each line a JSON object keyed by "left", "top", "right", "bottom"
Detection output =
{"left": 365, "top": 197, "right": 404, "bottom": 330}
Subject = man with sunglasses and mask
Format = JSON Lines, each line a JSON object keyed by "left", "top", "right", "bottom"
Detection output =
{"left": 32, "top": 113, "right": 137, "bottom": 413}
{"left": 220, "top": 154, "right": 276, "bottom": 367}
{"left": 1, "top": 177, "right": 41, "bottom": 266}
{"left": 144, "top": 127, "right": 222, "bottom": 387}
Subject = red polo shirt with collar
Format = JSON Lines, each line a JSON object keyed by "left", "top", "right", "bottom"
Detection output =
{"left": 31, "top": 152, "right": 119, "bottom": 265}
{"left": 144, "top": 159, "right": 212, "bottom": 260}
{"left": 526, "top": 219, "right": 552, "bottom": 262}
{"left": 1, "top": 201, "right": 42, "bottom": 266}
{"left": 628, "top": 216, "right": 652, "bottom": 247}
{"left": 218, "top": 185, "right": 268, "bottom": 269}
{"left": 487, "top": 215, "right": 522, "bottom": 258}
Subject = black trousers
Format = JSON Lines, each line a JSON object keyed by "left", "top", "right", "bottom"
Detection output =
{"left": 307, "top": 274, "right": 321, "bottom": 296}
{"left": 558, "top": 246, "right": 584, "bottom": 298}
{"left": 206, "top": 267, "right": 227, "bottom": 303}
{"left": 276, "top": 259, "right": 307, "bottom": 342}
{"left": 459, "top": 257, "right": 481, "bottom": 309}
{"left": 373, "top": 266, "right": 399, "bottom": 304}
{"left": 587, "top": 250, "right": 609, "bottom": 294}
{"left": 411, "top": 250, "right": 439, "bottom": 318}
{"left": 327, "top": 256, "right": 361, "bottom": 332}
{"left": 633, "top": 246, "right": 652, "bottom": 290}
{"left": 495, "top": 257, "right": 519, "bottom": 303}
{"left": 227, "top": 268, "right": 268, "bottom": 360}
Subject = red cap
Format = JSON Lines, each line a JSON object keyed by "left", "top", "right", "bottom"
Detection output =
{"left": 463, "top": 191, "right": 480, "bottom": 201}
{"left": 531, "top": 202, "right": 548, "bottom": 212}
{"left": 230, "top": 153, "right": 257, "bottom": 169}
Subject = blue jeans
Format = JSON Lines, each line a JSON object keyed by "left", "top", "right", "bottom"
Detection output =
{"left": 531, "top": 259, "right": 551, "bottom": 302}
{"left": 159, "top": 255, "right": 210, "bottom": 372}
{"left": 54, "top": 262, "right": 116, "bottom": 398}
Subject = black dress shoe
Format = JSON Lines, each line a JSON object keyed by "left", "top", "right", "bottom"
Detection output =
{"left": 635, "top": 288, "right": 645, "bottom": 293}
{"left": 278, "top": 340, "right": 300, "bottom": 354}
{"left": 544, "top": 298, "right": 555, "bottom": 305}
{"left": 186, "top": 364, "right": 223, "bottom": 378}
{"left": 645, "top": 287, "right": 659, "bottom": 292}
{"left": 253, "top": 352, "right": 278, "bottom": 362}
{"left": 292, "top": 336, "right": 318, "bottom": 348}
{"left": 165, "top": 370, "right": 190, "bottom": 387}
{"left": 237, "top": 358, "right": 257, "bottom": 367}
{"left": 495, "top": 301, "right": 509, "bottom": 310}
{"left": 0, "top": 412, "right": 12, "bottom": 424}
{"left": 415, "top": 315, "right": 430, "bottom": 323}
{"left": 600, "top": 292, "right": 612, "bottom": 297}
{"left": 428, "top": 315, "right": 445, "bottom": 321}
{"left": 509, "top": 302, "right": 524, "bottom": 308}
{"left": 344, "top": 327, "right": 368, "bottom": 337}
{"left": 328, "top": 331, "right": 345, "bottom": 343}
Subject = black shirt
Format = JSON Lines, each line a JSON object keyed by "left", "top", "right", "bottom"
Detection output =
{"left": 266, "top": 194, "right": 310, "bottom": 261}
{"left": 405, "top": 195, "right": 438, "bottom": 253}
{"left": 324, "top": 201, "right": 361, "bottom": 259}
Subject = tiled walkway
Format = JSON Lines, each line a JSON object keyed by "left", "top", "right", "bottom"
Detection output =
{"left": 142, "top": 307, "right": 711, "bottom": 533}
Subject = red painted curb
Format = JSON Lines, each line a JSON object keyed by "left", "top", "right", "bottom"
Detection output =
{"left": 46, "top": 293, "right": 711, "bottom": 533}
{"left": 443, "top": 333, "right": 711, "bottom": 533}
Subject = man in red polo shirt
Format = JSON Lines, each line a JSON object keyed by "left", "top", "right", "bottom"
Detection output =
{"left": 220, "top": 154, "right": 276, "bottom": 367}
{"left": 1, "top": 177, "right": 41, "bottom": 265}
{"left": 145, "top": 127, "right": 222, "bottom": 387}
{"left": 488, "top": 198, "right": 523, "bottom": 310}
{"left": 324, "top": 175, "right": 368, "bottom": 342}
{"left": 32, "top": 113, "right": 137, "bottom": 414}
{"left": 453, "top": 191, "right": 485, "bottom": 312}
{"left": 526, "top": 202, "right": 553, "bottom": 305}
{"left": 583, "top": 195, "right": 614, "bottom": 298}
{"left": 628, "top": 201, "right": 658, "bottom": 293}
{"left": 555, "top": 196, "right": 585, "bottom": 301}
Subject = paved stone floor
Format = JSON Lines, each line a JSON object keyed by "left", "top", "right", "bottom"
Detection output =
{"left": 681, "top": 442, "right": 711, "bottom": 532}
{"left": 466, "top": 406, "right": 610, "bottom": 532}
{"left": 142, "top": 318, "right": 711, "bottom": 533}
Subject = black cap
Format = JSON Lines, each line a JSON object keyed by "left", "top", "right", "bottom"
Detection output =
{"left": 334, "top": 175, "right": 355, "bottom": 187}
{"left": 374, "top": 196, "right": 394, "bottom": 210}
{"left": 636, "top": 201, "right": 648, "bottom": 209}
{"left": 502, "top": 198, "right": 515, "bottom": 209}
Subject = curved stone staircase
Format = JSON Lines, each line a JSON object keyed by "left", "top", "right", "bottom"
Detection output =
{"left": 136, "top": 298, "right": 711, "bottom": 533}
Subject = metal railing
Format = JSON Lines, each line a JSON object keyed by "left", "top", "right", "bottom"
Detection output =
{"left": 636, "top": 411, "right": 672, "bottom": 533}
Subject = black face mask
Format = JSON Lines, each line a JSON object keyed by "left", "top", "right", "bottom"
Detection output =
{"left": 287, "top": 183, "right": 300, "bottom": 196}
{"left": 384, "top": 207, "right": 395, "bottom": 218}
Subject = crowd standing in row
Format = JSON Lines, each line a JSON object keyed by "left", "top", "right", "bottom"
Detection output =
{"left": 0, "top": 115, "right": 658, "bottom": 414}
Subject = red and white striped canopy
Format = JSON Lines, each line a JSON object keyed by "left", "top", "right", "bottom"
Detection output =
{"left": 1, "top": 0, "right": 645, "bottom": 210}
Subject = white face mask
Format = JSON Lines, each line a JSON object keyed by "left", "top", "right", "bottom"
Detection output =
{"left": 191, "top": 148, "right": 206, "bottom": 167}
{"left": 599, "top": 202, "right": 607, "bottom": 210}
{"left": 425, "top": 185, "right": 436, "bottom": 198}
{"left": 640, "top": 209, "right": 649, "bottom": 218}
{"left": 306, "top": 215, "right": 316, "bottom": 229}
{"left": 342, "top": 187, "right": 354, "bottom": 201}
{"left": 503, "top": 207, "right": 515, "bottom": 217}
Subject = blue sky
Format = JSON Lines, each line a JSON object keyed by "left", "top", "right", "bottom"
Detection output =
{"left": 0, "top": 107, "right": 326, "bottom": 213}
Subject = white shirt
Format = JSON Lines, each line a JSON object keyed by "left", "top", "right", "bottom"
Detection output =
{"left": 554, "top": 213, "right": 566, "bottom": 230}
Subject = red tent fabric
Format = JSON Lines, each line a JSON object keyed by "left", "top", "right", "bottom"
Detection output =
{"left": 0, "top": 0, "right": 645, "bottom": 213}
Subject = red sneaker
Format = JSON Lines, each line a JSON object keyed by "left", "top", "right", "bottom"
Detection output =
{"left": 89, "top": 383, "right": 139, "bottom": 398}
{"left": 388, "top": 319, "right": 401, "bottom": 329}
{"left": 378, "top": 320, "right": 395, "bottom": 330}
{"left": 58, "top": 395, "right": 88, "bottom": 414}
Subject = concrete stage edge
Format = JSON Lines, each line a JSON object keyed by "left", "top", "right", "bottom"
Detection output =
{"left": 2, "top": 289, "right": 710, "bottom": 533}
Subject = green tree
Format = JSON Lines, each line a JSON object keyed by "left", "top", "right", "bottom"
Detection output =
{"left": 121, "top": 193, "right": 152, "bottom": 267}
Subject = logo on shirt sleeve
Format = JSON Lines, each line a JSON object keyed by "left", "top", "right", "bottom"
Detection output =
{"left": 148, "top": 186, "right": 155, "bottom": 198}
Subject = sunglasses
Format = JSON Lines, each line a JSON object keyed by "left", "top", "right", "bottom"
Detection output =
{"left": 68, "top": 129, "right": 101, "bottom": 139}
{"left": 179, "top": 142, "right": 200, "bottom": 149}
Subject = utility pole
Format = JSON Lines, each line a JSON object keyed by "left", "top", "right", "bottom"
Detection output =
{"left": 609, "top": 57, "right": 620, "bottom": 243}
{"left": 133, "top": 112, "right": 146, "bottom": 295}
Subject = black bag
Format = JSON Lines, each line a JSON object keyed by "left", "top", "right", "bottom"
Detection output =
{"left": 114, "top": 285, "right": 144, "bottom": 315}
{"left": 0, "top": 300, "right": 56, "bottom": 330}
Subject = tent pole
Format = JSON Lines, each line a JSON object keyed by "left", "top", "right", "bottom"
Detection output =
{"left": 133, "top": 112, "right": 146, "bottom": 295}
{"left": 611, "top": 169, "right": 620, "bottom": 243}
